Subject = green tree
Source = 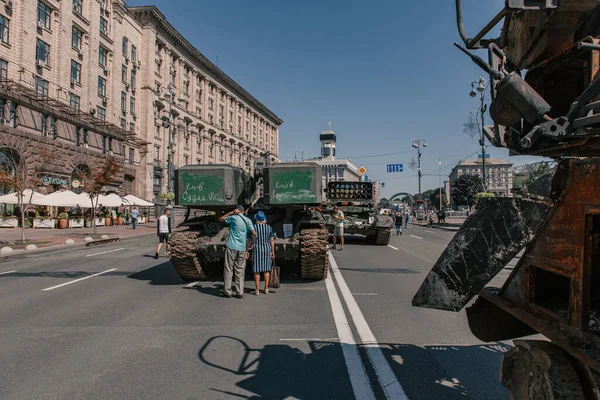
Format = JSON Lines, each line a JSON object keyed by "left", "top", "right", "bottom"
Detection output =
{"left": 430, "top": 191, "right": 448, "bottom": 209}
{"left": 78, "top": 157, "right": 121, "bottom": 234}
{"left": 513, "top": 162, "right": 553, "bottom": 192}
{"left": 451, "top": 175, "right": 484, "bottom": 207}
{"left": 474, "top": 191, "right": 495, "bottom": 203}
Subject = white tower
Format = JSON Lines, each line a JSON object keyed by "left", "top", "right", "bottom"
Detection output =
{"left": 320, "top": 129, "right": 336, "bottom": 160}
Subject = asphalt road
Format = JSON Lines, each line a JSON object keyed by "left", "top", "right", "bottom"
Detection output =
{"left": 0, "top": 225, "right": 510, "bottom": 400}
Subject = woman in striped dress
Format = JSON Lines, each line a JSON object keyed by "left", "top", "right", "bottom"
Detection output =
{"left": 249, "top": 211, "right": 275, "bottom": 295}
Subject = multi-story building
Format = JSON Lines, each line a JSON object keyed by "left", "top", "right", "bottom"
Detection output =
{"left": 129, "top": 6, "right": 282, "bottom": 202}
{"left": 0, "top": 0, "right": 146, "bottom": 194}
{"left": 0, "top": 1, "right": 281, "bottom": 201}
{"left": 448, "top": 155, "right": 514, "bottom": 199}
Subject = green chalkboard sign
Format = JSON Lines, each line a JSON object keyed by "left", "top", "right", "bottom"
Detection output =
{"left": 271, "top": 171, "right": 316, "bottom": 204}
{"left": 178, "top": 173, "right": 225, "bottom": 205}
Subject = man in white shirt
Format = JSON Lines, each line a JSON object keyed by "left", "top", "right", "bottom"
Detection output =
{"left": 154, "top": 208, "right": 171, "bottom": 259}
{"left": 130, "top": 207, "right": 139, "bottom": 229}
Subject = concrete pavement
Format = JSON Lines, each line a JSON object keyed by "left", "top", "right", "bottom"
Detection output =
{"left": 0, "top": 225, "right": 510, "bottom": 400}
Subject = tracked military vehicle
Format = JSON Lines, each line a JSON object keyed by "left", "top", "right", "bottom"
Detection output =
{"left": 324, "top": 181, "right": 393, "bottom": 245}
{"left": 169, "top": 162, "right": 329, "bottom": 281}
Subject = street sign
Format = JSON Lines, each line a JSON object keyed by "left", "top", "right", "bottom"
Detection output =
{"left": 386, "top": 164, "right": 404, "bottom": 173}
{"left": 358, "top": 165, "right": 367, "bottom": 175}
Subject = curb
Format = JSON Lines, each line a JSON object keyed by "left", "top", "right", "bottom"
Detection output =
{"left": 0, "top": 232, "right": 155, "bottom": 262}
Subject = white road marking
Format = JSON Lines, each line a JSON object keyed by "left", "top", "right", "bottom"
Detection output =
{"left": 387, "top": 245, "right": 399, "bottom": 250}
{"left": 410, "top": 235, "right": 423, "bottom": 240}
{"left": 280, "top": 338, "right": 340, "bottom": 342}
{"left": 325, "top": 267, "right": 376, "bottom": 400}
{"left": 352, "top": 293, "right": 379, "bottom": 296}
{"left": 184, "top": 281, "right": 200, "bottom": 288}
{"left": 0, "top": 270, "right": 17, "bottom": 276}
{"left": 42, "top": 268, "right": 118, "bottom": 291}
{"left": 85, "top": 248, "right": 124, "bottom": 257}
{"left": 329, "top": 252, "right": 409, "bottom": 400}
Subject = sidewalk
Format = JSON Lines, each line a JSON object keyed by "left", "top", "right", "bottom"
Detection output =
{"left": 0, "top": 216, "right": 185, "bottom": 251}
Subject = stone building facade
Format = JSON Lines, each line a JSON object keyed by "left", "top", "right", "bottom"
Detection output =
{"left": 448, "top": 156, "right": 514, "bottom": 198}
{"left": 130, "top": 6, "right": 282, "bottom": 202}
{"left": 0, "top": 1, "right": 281, "bottom": 201}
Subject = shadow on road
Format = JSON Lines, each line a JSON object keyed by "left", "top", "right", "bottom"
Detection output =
{"left": 197, "top": 336, "right": 509, "bottom": 400}
{"left": 128, "top": 262, "right": 186, "bottom": 285}
{"left": 337, "top": 267, "right": 420, "bottom": 274}
{"left": 198, "top": 336, "right": 354, "bottom": 400}
{"left": 0, "top": 270, "right": 132, "bottom": 279}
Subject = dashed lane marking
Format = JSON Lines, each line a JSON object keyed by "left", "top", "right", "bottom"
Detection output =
{"left": 410, "top": 235, "right": 423, "bottom": 240}
{"left": 184, "top": 281, "right": 200, "bottom": 288}
{"left": 85, "top": 248, "right": 124, "bottom": 257}
{"left": 387, "top": 245, "right": 399, "bottom": 250}
{"left": 42, "top": 268, "right": 118, "bottom": 291}
{"left": 0, "top": 270, "right": 17, "bottom": 276}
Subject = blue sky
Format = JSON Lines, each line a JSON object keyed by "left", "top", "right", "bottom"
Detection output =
{"left": 128, "top": 0, "right": 537, "bottom": 197}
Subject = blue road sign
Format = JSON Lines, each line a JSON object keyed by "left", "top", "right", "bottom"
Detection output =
{"left": 386, "top": 164, "right": 404, "bottom": 173}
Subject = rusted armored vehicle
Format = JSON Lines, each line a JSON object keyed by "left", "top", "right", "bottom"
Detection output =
{"left": 413, "top": 1, "right": 600, "bottom": 397}
{"left": 169, "top": 162, "right": 329, "bottom": 281}
{"left": 324, "top": 181, "right": 393, "bottom": 245}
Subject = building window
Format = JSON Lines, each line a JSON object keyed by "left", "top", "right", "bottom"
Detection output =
{"left": 120, "top": 92, "right": 126, "bottom": 111}
{"left": 196, "top": 90, "right": 201, "bottom": 103}
{"left": 155, "top": 125, "right": 160, "bottom": 140}
{"left": 38, "top": 1, "right": 52, "bottom": 30}
{"left": 97, "top": 76, "right": 106, "bottom": 97}
{"left": 49, "top": 116, "right": 56, "bottom": 139}
{"left": 129, "top": 122, "right": 134, "bottom": 133}
{"left": 73, "top": 0, "right": 83, "bottom": 14}
{"left": 41, "top": 114, "right": 47, "bottom": 135}
{"left": 196, "top": 107, "right": 201, "bottom": 117}
{"left": 208, "top": 98, "right": 213, "bottom": 111}
{"left": 184, "top": 155, "right": 188, "bottom": 165}
{"left": 70, "top": 94, "right": 80, "bottom": 110}
{"left": 99, "top": 46, "right": 107, "bottom": 67}
{"left": 70, "top": 60, "right": 81, "bottom": 84}
{"left": 71, "top": 26, "right": 82, "bottom": 50}
{"left": 131, "top": 45, "right": 136, "bottom": 62}
{"left": 130, "top": 69, "right": 136, "bottom": 87}
{"left": 155, "top": 60, "right": 161, "bottom": 76}
{"left": 0, "top": 15, "right": 9, "bottom": 44}
{"left": 208, "top": 144, "right": 213, "bottom": 157}
{"left": 219, "top": 105, "right": 223, "bottom": 116}
{"left": 0, "top": 59, "right": 7, "bottom": 81}
{"left": 120, "top": 118, "right": 126, "bottom": 132}
{"left": 129, "top": 97, "right": 135, "bottom": 115}
{"left": 0, "top": 99, "right": 5, "bottom": 120}
{"left": 154, "top": 145, "right": 160, "bottom": 161}
{"left": 35, "top": 76, "right": 49, "bottom": 97}
{"left": 219, "top": 148, "right": 224, "bottom": 161}
{"left": 108, "top": 137, "right": 112, "bottom": 152}
{"left": 75, "top": 127, "right": 81, "bottom": 146}
{"left": 208, "top": 114, "right": 213, "bottom": 124}
{"left": 36, "top": 39, "right": 50, "bottom": 66}
{"left": 101, "top": 136, "right": 106, "bottom": 153}
{"left": 121, "top": 65, "right": 127, "bottom": 82}
{"left": 122, "top": 37, "right": 128, "bottom": 56}
{"left": 183, "top": 80, "right": 189, "bottom": 95}
{"left": 97, "top": 106, "right": 105, "bottom": 121}
{"left": 128, "top": 147, "right": 134, "bottom": 164}
{"left": 99, "top": 17, "right": 108, "bottom": 36}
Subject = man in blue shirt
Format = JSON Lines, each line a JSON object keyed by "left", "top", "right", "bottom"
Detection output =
{"left": 219, "top": 205, "right": 256, "bottom": 298}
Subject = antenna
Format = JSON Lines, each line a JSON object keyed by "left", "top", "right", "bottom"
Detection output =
{"left": 301, "top": 151, "right": 304, "bottom": 161}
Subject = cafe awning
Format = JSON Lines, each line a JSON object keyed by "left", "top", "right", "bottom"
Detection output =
{"left": 0, "top": 189, "right": 48, "bottom": 205}
{"left": 122, "top": 195, "right": 154, "bottom": 207}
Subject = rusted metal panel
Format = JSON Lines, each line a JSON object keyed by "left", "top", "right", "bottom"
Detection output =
{"left": 412, "top": 197, "right": 550, "bottom": 311}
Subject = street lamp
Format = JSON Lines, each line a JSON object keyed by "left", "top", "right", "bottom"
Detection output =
{"left": 412, "top": 138, "right": 427, "bottom": 200}
{"left": 159, "top": 83, "right": 176, "bottom": 201}
{"left": 470, "top": 74, "right": 488, "bottom": 191}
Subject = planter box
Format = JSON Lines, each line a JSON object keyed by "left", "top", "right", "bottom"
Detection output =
{"left": 94, "top": 218, "right": 105, "bottom": 227}
{"left": 69, "top": 219, "right": 84, "bottom": 228}
{"left": 138, "top": 217, "right": 146, "bottom": 224}
{"left": 0, "top": 217, "right": 18, "bottom": 228}
{"left": 34, "top": 218, "right": 55, "bottom": 229}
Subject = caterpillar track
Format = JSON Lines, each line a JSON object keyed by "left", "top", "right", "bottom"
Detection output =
{"left": 169, "top": 231, "right": 206, "bottom": 281}
{"left": 299, "top": 227, "right": 329, "bottom": 280}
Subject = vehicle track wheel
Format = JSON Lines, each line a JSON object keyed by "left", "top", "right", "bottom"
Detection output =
{"left": 501, "top": 340, "right": 585, "bottom": 400}
{"left": 300, "top": 227, "right": 329, "bottom": 280}
{"left": 375, "top": 228, "right": 391, "bottom": 245}
{"left": 169, "top": 231, "right": 207, "bottom": 281}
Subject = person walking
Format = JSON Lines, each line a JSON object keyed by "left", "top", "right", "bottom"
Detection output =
{"left": 154, "top": 208, "right": 171, "bottom": 259}
{"left": 219, "top": 205, "right": 256, "bottom": 299}
{"left": 248, "top": 211, "right": 275, "bottom": 295}
{"left": 130, "top": 207, "right": 139, "bottom": 229}
{"left": 394, "top": 212, "right": 403, "bottom": 235}
{"left": 331, "top": 206, "right": 345, "bottom": 251}
{"left": 404, "top": 210, "right": 410, "bottom": 229}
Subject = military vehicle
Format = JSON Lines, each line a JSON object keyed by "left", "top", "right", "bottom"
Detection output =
{"left": 169, "top": 162, "right": 329, "bottom": 281}
{"left": 324, "top": 181, "right": 393, "bottom": 245}
{"left": 413, "top": 1, "right": 600, "bottom": 396}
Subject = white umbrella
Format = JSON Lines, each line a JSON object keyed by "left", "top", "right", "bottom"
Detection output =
{"left": 97, "top": 193, "right": 125, "bottom": 207}
{"left": 42, "top": 190, "right": 88, "bottom": 207}
{"left": 0, "top": 189, "right": 47, "bottom": 205}
{"left": 123, "top": 194, "right": 154, "bottom": 206}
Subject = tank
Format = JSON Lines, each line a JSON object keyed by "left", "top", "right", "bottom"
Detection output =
{"left": 324, "top": 181, "right": 393, "bottom": 245}
{"left": 256, "top": 163, "right": 329, "bottom": 280}
{"left": 168, "top": 165, "right": 255, "bottom": 280}
{"left": 169, "top": 162, "right": 330, "bottom": 282}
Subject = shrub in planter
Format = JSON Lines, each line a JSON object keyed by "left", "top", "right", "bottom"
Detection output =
{"left": 117, "top": 212, "right": 124, "bottom": 226}
{"left": 105, "top": 212, "right": 112, "bottom": 226}
{"left": 58, "top": 212, "right": 69, "bottom": 229}
{"left": 85, "top": 218, "right": 92, "bottom": 228}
